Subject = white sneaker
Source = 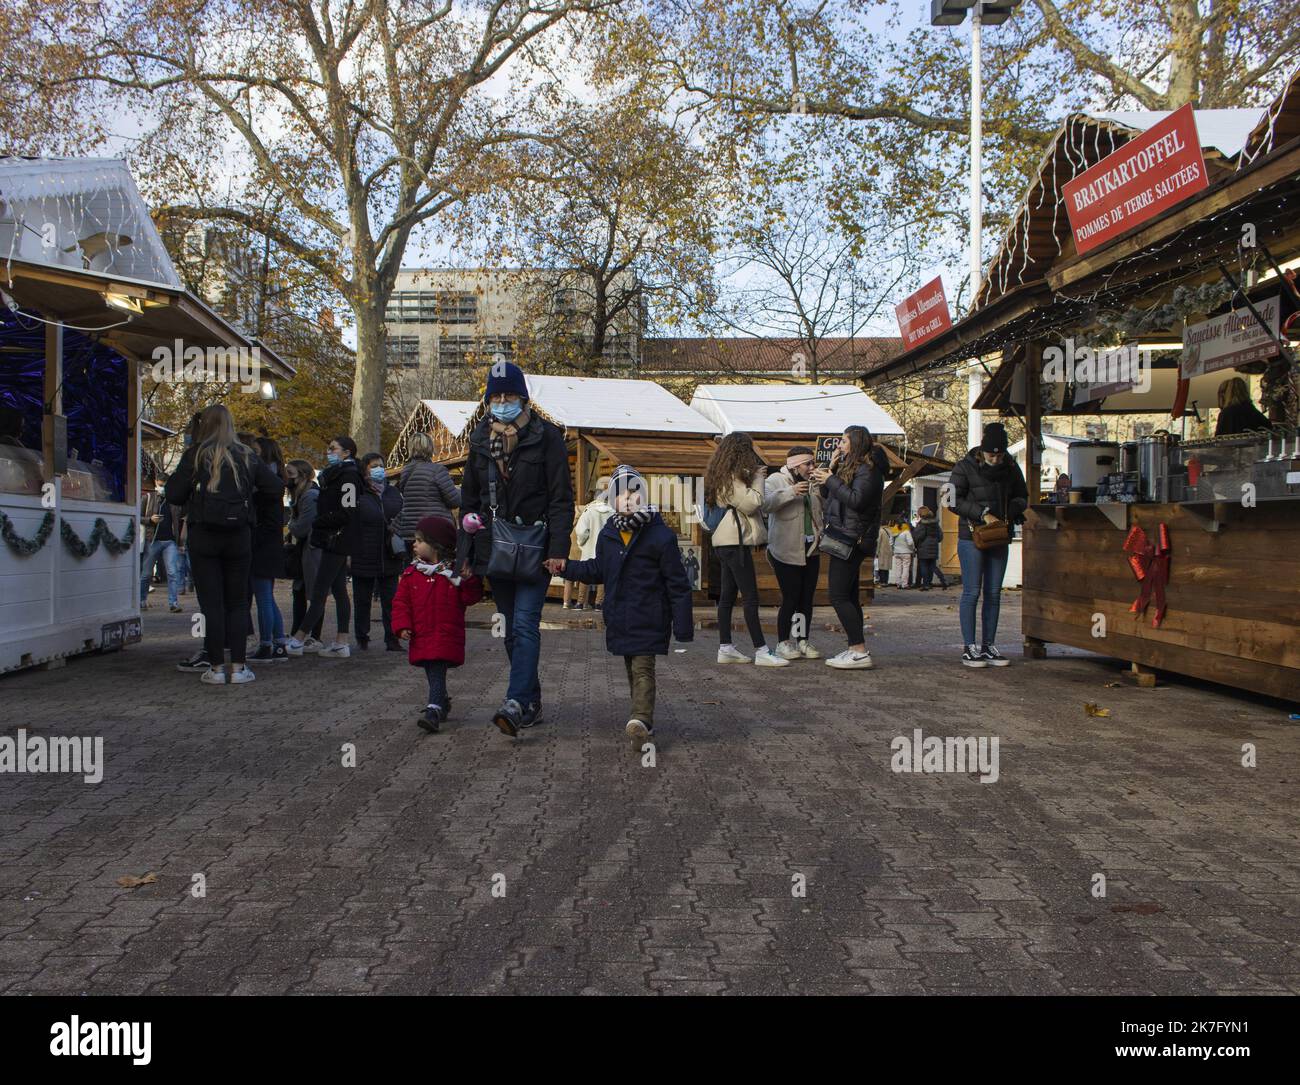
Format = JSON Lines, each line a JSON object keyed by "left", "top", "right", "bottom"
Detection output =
{"left": 301, "top": 637, "right": 325, "bottom": 653}
{"left": 319, "top": 643, "right": 351, "bottom": 658}
{"left": 753, "top": 646, "right": 791, "bottom": 667}
{"left": 201, "top": 665, "right": 256, "bottom": 684}
{"left": 826, "top": 649, "right": 874, "bottom": 670}
{"left": 717, "top": 644, "right": 751, "bottom": 664}
{"left": 775, "top": 641, "right": 802, "bottom": 661}
{"left": 798, "top": 640, "right": 822, "bottom": 659}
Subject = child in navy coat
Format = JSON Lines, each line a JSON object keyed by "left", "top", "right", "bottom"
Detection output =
{"left": 563, "top": 464, "right": 694, "bottom": 746}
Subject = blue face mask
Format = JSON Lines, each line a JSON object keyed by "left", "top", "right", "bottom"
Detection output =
{"left": 369, "top": 466, "right": 386, "bottom": 483}
{"left": 326, "top": 452, "right": 340, "bottom": 465}
{"left": 490, "top": 400, "right": 523, "bottom": 422}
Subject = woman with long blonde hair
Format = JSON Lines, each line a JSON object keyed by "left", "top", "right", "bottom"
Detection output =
{"left": 704, "top": 432, "right": 787, "bottom": 667}
{"left": 164, "top": 404, "right": 283, "bottom": 683}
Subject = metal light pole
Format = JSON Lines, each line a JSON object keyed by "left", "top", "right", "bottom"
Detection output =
{"left": 930, "top": 0, "right": 1020, "bottom": 449}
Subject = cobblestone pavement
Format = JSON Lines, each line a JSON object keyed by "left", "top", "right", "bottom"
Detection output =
{"left": 1, "top": 585, "right": 1298, "bottom": 995}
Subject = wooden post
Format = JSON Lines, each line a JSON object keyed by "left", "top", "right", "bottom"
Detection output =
{"left": 1023, "top": 341, "right": 1043, "bottom": 507}
{"left": 1022, "top": 340, "right": 1043, "bottom": 660}
{"left": 575, "top": 431, "right": 587, "bottom": 505}
{"left": 43, "top": 322, "right": 63, "bottom": 481}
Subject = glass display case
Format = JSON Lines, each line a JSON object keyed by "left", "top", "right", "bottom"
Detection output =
{"left": 1175, "top": 431, "right": 1300, "bottom": 503}
{"left": 0, "top": 443, "right": 44, "bottom": 496}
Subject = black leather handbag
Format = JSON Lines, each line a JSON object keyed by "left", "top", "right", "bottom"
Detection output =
{"left": 817, "top": 524, "right": 858, "bottom": 561}
{"left": 485, "top": 458, "right": 549, "bottom": 582}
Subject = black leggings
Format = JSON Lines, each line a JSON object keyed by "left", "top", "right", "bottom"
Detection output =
{"left": 291, "top": 584, "right": 323, "bottom": 640}
{"left": 353, "top": 574, "right": 397, "bottom": 642}
{"left": 716, "top": 544, "right": 764, "bottom": 649}
{"left": 187, "top": 524, "right": 252, "bottom": 665}
{"left": 298, "top": 551, "right": 351, "bottom": 641}
{"left": 770, "top": 553, "right": 820, "bottom": 643}
{"left": 827, "top": 546, "right": 867, "bottom": 646}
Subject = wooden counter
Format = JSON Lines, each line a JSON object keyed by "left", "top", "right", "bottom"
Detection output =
{"left": 1021, "top": 501, "right": 1300, "bottom": 702}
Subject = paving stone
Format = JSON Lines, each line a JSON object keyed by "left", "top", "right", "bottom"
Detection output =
{"left": 2, "top": 592, "right": 1295, "bottom": 995}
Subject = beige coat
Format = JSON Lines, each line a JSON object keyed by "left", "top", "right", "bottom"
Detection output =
{"left": 711, "top": 470, "right": 768, "bottom": 547}
{"left": 764, "top": 466, "right": 824, "bottom": 565}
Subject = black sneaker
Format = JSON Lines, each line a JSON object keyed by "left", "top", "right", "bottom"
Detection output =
{"left": 980, "top": 645, "right": 1010, "bottom": 667}
{"left": 418, "top": 704, "right": 445, "bottom": 734}
{"left": 961, "top": 644, "right": 988, "bottom": 669}
{"left": 493, "top": 699, "right": 524, "bottom": 736}
{"left": 249, "top": 644, "right": 275, "bottom": 662}
{"left": 176, "top": 649, "right": 211, "bottom": 672}
{"left": 519, "top": 702, "right": 544, "bottom": 729}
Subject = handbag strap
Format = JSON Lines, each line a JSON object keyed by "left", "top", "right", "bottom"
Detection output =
{"left": 487, "top": 455, "right": 499, "bottom": 518}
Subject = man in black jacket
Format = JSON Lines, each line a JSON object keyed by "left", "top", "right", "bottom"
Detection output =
{"left": 459, "top": 363, "right": 574, "bottom": 735}
{"left": 950, "top": 422, "right": 1028, "bottom": 668}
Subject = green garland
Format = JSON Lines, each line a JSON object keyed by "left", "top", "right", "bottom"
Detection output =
{"left": 60, "top": 516, "right": 136, "bottom": 559}
{"left": 0, "top": 510, "right": 55, "bottom": 556}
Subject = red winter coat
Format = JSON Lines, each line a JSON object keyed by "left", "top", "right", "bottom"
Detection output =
{"left": 390, "top": 564, "right": 483, "bottom": 666}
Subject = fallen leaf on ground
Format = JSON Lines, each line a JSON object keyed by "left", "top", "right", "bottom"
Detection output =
{"left": 1084, "top": 702, "right": 1112, "bottom": 718}
{"left": 116, "top": 873, "right": 157, "bottom": 889}
{"left": 1104, "top": 681, "right": 1122, "bottom": 688}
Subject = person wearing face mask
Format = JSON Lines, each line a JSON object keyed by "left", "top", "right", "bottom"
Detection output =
{"left": 459, "top": 362, "right": 575, "bottom": 737}
{"left": 285, "top": 436, "right": 363, "bottom": 659}
{"left": 764, "top": 446, "right": 824, "bottom": 660}
{"left": 351, "top": 452, "right": 406, "bottom": 650}
{"left": 951, "top": 421, "right": 1028, "bottom": 668}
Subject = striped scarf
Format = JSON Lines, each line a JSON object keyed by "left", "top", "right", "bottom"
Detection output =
{"left": 488, "top": 408, "right": 530, "bottom": 481}
{"left": 611, "top": 506, "right": 656, "bottom": 533}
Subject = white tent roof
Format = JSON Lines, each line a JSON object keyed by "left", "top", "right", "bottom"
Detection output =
{"left": 1086, "top": 109, "right": 1266, "bottom": 159}
{"left": 420, "top": 399, "right": 479, "bottom": 437}
{"left": 689, "top": 384, "right": 903, "bottom": 437}
{"left": 523, "top": 374, "right": 719, "bottom": 433}
{"left": 0, "top": 157, "right": 181, "bottom": 287}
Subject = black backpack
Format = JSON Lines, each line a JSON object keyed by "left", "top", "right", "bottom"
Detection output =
{"left": 187, "top": 450, "right": 255, "bottom": 529}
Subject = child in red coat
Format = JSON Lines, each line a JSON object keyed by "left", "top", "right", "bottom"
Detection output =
{"left": 391, "top": 515, "right": 483, "bottom": 733}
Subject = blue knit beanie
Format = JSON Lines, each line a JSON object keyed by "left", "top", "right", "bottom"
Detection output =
{"left": 484, "top": 361, "right": 529, "bottom": 403}
{"left": 610, "top": 464, "right": 645, "bottom": 501}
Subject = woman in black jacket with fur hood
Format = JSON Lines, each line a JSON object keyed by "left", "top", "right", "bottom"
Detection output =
{"left": 950, "top": 422, "right": 1028, "bottom": 668}
{"left": 812, "top": 425, "right": 883, "bottom": 670}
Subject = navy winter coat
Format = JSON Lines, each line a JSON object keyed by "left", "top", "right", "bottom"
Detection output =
{"left": 562, "top": 512, "right": 694, "bottom": 656}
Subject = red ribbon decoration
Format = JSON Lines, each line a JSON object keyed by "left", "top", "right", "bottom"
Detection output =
{"left": 1123, "top": 523, "right": 1171, "bottom": 627}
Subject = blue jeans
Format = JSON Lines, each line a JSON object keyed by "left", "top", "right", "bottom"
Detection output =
{"left": 140, "top": 539, "right": 179, "bottom": 607}
{"left": 422, "top": 661, "right": 449, "bottom": 707}
{"left": 176, "top": 549, "right": 192, "bottom": 592}
{"left": 957, "top": 539, "right": 1009, "bottom": 647}
{"left": 490, "top": 575, "right": 547, "bottom": 707}
{"left": 252, "top": 576, "right": 285, "bottom": 646}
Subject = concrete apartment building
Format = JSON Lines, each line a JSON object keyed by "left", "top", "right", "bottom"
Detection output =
{"left": 384, "top": 268, "right": 642, "bottom": 406}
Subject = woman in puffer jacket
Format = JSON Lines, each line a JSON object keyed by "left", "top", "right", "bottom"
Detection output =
{"left": 394, "top": 432, "right": 461, "bottom": 563}
{"left": 950, "top": 421, "right": 1028, "bottom": 669}
{"left": 812, "top": 425, "right": 883, "bottom": 670}
{"left": 704, "top": 432, "right": 787, "bottom": 668}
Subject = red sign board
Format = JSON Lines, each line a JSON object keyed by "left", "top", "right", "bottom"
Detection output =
{"left": 895, "top": 277, "right": 952, "bottom": 350}
{"left": 1063, "top": 103, "right": 1208, "bottom": 255}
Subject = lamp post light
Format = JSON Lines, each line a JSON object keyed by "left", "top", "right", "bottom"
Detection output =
{"left": 930, "top": 0, "right": 1022, "bottom": 448}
